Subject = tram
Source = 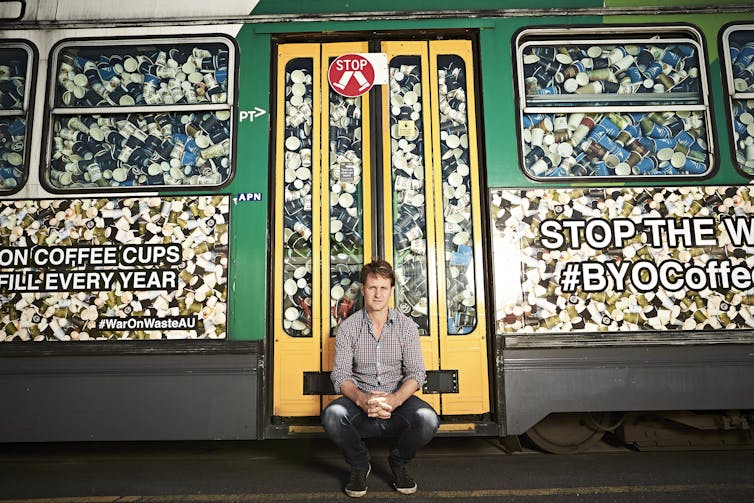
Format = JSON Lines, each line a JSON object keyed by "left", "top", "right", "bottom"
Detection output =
{"left": 1, "top": 0, "right": 754, "bottom": 453}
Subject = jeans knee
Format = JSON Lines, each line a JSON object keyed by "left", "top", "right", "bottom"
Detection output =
{"left": 415, "top": 407, "right": 440, "bottom": 438}
{"left": 321, "top": 403, "right": 349, "bottom": 434}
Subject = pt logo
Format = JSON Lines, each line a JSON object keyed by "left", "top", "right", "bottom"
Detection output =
{"left": 328, "top": 54, "right": 375, "bottom": 98}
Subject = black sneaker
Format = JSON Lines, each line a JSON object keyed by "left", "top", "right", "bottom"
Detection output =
{"left": 390, "top": 463, "right": 417, "bottom": 495}
{"left": 345, "top": 463, "right": 370, "bottom": 498}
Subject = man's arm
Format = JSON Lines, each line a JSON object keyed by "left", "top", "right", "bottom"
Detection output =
{"left": 378, "top": 378, "right": 419, "bottom": 413}
{"left": 399, "top": 317, "right": 426, "bottom": 391}
{"left": 330, "top": 320, "right": 356, "bottom": 395}
{"left": 331, "top": 319, "right": 380, "bottom": 416}
{"left": 339, "top": 380, "right": 371, "bottom": 413}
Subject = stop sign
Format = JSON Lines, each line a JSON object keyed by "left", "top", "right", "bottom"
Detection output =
{"left": 328, "top": 53, "right": 375, "bottom": 98}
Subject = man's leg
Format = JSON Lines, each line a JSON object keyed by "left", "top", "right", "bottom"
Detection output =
{"left": 384, "top": 395, "right": 439, "bottom": 494}
{"left": 386, "top": 395, "right": 440, "bottom": 466}
{"left": 322, "top": 396, "right": 382, "bottom": 497}
{"left": 321, "top": 396, "right": 373, "bottom": 468}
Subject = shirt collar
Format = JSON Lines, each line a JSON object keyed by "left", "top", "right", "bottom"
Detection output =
{"left": 361, "top": 307, "right": 396, "bottom": 325}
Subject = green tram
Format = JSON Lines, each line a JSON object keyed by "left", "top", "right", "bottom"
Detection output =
{"left": 2, "top": 0, "right": 754, "bottom": 453}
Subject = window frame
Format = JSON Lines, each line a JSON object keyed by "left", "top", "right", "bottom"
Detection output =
{"left": 0, "top": 39, "right": 37, "bottom": 196}
{"left": 513, "top": 24, "right": 716, "bottom": 182}
{"left": 720, "top": 22, "right": 754, "bottom": 178}
{"left": 43, "top": 34, "right": 238, "bottom": 194}
{"left": 0, "top": 1, "right": 25, "bottom": 22}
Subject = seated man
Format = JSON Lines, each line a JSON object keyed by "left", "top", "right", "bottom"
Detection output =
{"left": 321, "top": 259, "right": 439, "bottom": 498}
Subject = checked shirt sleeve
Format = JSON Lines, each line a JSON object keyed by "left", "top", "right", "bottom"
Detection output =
{"left": 330, "top": 317, "right": 356, "bottom": 394}
{"left": 400, "top": 316, "right": 426, "bottom": 388}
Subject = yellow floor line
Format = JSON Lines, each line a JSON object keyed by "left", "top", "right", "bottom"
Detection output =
{"left": 3, "top": 484, "right": 754, "bottom": 502}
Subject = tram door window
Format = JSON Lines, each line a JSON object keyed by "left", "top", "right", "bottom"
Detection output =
{"left": 382, "top": 41, "right": 489, "bottom": 415}
{"left": 274, "top": 44, "right": 326, "bottom": 416}
{"left": 0, "top": 41, "right": 35, "bottom": 194}
{"left": 273, "top": 40, "right": 489, "bottom": 418}
{"left": 721, "top": 24, "right": 754, "bottom": 177}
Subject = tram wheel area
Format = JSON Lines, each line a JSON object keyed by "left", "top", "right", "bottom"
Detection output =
{"left": 517, "top": 410, "right": 754, "bottom": 454}
{"left": 524, "top": 412, "right": 617, "bottom": 454}
{"left": 267, "top": 410, "right": 754, "bottom": 454}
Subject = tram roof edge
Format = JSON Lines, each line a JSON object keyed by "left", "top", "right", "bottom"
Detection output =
{"left": 0, "top": 5, "right": 753, "bottom": 30}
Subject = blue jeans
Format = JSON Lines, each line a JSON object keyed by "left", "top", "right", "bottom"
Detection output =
{"left": 321, "top": 395, "right": 440, "bottom": 470}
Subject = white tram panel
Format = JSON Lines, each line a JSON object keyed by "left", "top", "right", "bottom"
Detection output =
{"left": 18, "top": 0, "right": 258, "bottom": 21}
{"left": 0, "top": 23, "right": 243, "bottom": 200}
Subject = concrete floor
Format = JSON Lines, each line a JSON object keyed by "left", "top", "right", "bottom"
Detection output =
{"left": 1, "top": 437, "right": 753, "bottom": 502}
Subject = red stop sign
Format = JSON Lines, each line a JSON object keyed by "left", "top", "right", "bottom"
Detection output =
{"left": 328, "top": 53, "right": 375, "bottom": 98}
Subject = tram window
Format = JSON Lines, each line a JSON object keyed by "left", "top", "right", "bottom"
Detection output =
{"left": 282, "top": 58, "right": 314, "bottom": 338}
{"left": 436, "top": 54, "right": 477, "bottom": 335}
{"left": 44, "top": 37, "right": 235, "bottom": 191}
{"left": 0, "top": 42, "right": 35, "bottom": 194}
{"left": 515, "top": 27, "right": 713, "bottom": 180}
{"left": 721, "top": 25, "right": 754, "bottom": 177}
{"left": 327, "top": 54, "right": 366, "bottom": 332}
{"left": 389, "top": 55, "right": 431, "bottom": 336}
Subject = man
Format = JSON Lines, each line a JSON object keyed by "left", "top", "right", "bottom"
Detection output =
{"left": 321, "top": 259, "right": 439, "bottom": 498}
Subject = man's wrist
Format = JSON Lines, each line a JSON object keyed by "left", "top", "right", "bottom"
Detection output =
{"left": 390, "top": 390, "right": 408, "bottom": 407}
{"left": 357, "top": 390, "right": 370, "bottom": 408}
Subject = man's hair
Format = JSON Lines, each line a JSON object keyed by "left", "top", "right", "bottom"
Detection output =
{"left": 360, "top": 258, "right": 395, "bottom": 286}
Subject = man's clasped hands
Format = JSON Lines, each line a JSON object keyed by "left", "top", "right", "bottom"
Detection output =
{"left": 364, "top": 391, "right": 396, "bottom": 419}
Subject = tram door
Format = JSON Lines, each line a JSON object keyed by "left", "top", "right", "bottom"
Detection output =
{"left": 273, "top": 40, "right": 489, "bottom": 418}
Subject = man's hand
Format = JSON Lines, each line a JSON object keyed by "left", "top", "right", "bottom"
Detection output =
{"left": 367, "top": 391, "right": 402, "bottom": 419}
{"left": 341, "top": 380, "right": 415, "bottom": 420}
{"left": 367, "top": 393, "right": 391, "bottom": 418}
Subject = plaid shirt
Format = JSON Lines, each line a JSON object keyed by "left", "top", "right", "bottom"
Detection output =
{"left": 331, "top": 308, "right": 426, "bottom": 394}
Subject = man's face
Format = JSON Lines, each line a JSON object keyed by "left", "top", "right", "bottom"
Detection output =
{"left": 361, "top": 273, "right": 393, "bottom": 314}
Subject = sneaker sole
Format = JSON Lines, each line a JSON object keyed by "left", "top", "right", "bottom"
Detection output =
{"left": 345, "top": 487, "right": 368, "bottom": 498}
{"left": 394, "top": 483, "right": 417, "bottom": 495}
{"left": 344, "top": 465, "right": 370, "bottom": 498}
